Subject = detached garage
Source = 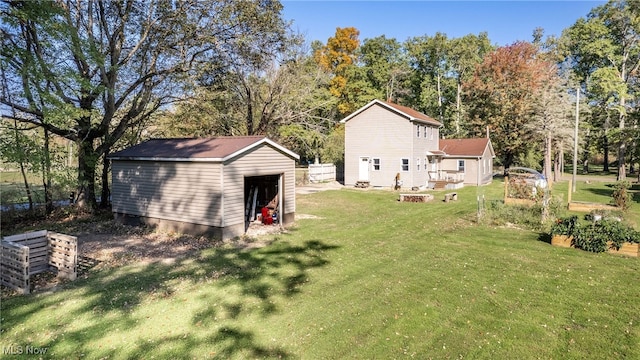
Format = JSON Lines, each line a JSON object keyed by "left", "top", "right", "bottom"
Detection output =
{"left": 109, "top": 136, "right": 299, "bottom": 240}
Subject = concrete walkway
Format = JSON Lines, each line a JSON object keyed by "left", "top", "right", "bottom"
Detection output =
{"left": 296, "top": 181, "right": 344, "bottom": 195}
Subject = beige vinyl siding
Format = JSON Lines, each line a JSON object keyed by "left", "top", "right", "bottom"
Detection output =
{"left": 480, "top": 146, "right": 494, "bottom": 184}
{"left": 112, "top": 161, "right": 223, "bottom": 226}
{"left": 412, "top": 122, "right": 439, "bottom": 187}
{"left": 344, "top": 105, "right": 413, "bottom": 187}
{"left": 223, "top": 144, "right": 296, "bottom": 227}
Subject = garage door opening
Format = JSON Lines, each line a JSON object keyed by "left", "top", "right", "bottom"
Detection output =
{"left": 244, "top": 174, "right": 282, "bottom": 230}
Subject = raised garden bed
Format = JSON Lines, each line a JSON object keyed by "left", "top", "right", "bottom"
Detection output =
{"left": 550, "top": 235, "right": 638, "bottom": 257}
{"left": 1, "top": 230, "right": 77, "bottom": 294}
{"left": 568, "top": 201, "right": 618, "bottom": 213}
{"left": 550, "top": 216, "right": 640, "bottom": 257}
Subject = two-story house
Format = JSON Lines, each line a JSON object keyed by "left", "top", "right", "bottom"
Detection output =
{"left": 341, "top": 99, "right": 494, "bottom": 189}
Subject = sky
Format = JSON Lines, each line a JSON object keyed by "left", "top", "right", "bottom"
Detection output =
{"left": 281, "top": 1, "right": 608, "bottom": 46}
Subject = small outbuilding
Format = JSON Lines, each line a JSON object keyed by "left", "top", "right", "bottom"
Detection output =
{"left": 109, "top": 136, "right": 299, "bottom": 240}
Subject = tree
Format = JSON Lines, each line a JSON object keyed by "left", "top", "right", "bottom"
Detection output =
{"left": 464, "top": 41, "right": 551, "bottom": 170}
{"left": 528, "top": 64, "right": 573, "bottom": 185}
{"left": 448, "top": 33, "right": 493, "bottom": 136}
{"left": 562, "top": 0, "right": 640, "bottom": 179}
{"left": 405, "top": 33, "right": 453, "bottom": 125}
{"left": 314, "top": 27, "right": 360, "bottom": 116}
{"left": 359, "top": 35, "right": 410, "bottom": 102}
{"left": 1, "top": 0, "right": 288, "bottom": 210}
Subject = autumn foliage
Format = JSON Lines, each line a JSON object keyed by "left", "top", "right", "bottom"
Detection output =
{"left": 463, "top": 41, "right": 554, "bottom": 169}
{"left": 314, "top": 27, "right": 360, "bottom": 115}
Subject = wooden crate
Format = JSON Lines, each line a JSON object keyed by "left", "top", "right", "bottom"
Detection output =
{"left": 1, "top": 230, "right": 78, "bottom": 294}
{"left": 48, "top": 232, "right": 78, "bottom": 280}
{"left": 0, "top": 241, "right": 30, "bottom": 294}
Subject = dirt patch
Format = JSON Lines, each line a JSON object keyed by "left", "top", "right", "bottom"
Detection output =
{"left": 1, "top": 219, "right": 288, "bottom": 297}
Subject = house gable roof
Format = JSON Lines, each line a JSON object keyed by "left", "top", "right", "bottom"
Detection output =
{"left": 439, "top": 138, "right": 495, "bottom": 158}
{"left": 109, "top": 136, "right": 299, "bottom": 162}
{"left": 340, "top": 99, "right": 442, "bottom": 127}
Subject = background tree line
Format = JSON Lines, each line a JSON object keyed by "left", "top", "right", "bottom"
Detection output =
{"left": 1, "top": 0, "right": 639, "bottom": 212}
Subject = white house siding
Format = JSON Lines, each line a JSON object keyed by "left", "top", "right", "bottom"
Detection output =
{"left": 223, "top": 144, "right": 296, "bottom": 228}
{"left": 411, "top": 121, "right": 439, "bottom": 188}
{"left": 344, "top": 105, "right": 440, "bottom": 188}
{"left": 479, "top": 146, "right": 494, "bottom": 185}
{"left": 441, "top": 152, "right": 493, "bottom": 185}
{"left": 112, "top": 160, "right": 223, "bottom": 226}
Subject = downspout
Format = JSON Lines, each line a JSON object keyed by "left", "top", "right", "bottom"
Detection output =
{"left": 477, "top": 156, "right": 481, "bottom": 186}
{"left": 220, "top": 164, "right": 225, "bottom": 229}
{"left": 278, "top": 173, "right": 284, "bottom": 228}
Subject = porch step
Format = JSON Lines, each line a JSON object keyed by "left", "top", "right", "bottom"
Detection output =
{"left": 433, "top": 180, "right": 448, "bottom": 190}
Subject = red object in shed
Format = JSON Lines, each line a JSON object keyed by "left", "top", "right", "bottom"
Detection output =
{"left": 261, "top": 207, "right": 273, "bottom": 225}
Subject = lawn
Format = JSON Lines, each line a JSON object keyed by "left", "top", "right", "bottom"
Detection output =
{"left": 1, "top": 180, "right": 639, "bottom": 359}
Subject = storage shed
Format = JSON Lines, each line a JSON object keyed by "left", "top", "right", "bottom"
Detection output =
{"left": 109, "top": 136, "right": 299, "bottom": 240}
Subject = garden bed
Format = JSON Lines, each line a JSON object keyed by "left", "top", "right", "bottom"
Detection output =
{"left": 550, "top": 215, "right": 640, "bottom": 257}
{"left": 568, "top": 201, "right": 618, "bottom": 212}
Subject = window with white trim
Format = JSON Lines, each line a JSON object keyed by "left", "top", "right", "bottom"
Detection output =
{"left": 401, "top": 158, "right": 409, "bottom": 172}
{"left": 416, "top": 124, "right": 420, "bottom": 137}
{"left": 424, "top": 125, "right": 427, "bottom": 138}
{"left": 458, "top": 160, "right": 465, "bottom": 172}
{"left": 416, "top": 158, "right": 421, "bottom": 171}
{"left": 430, "top": 127, "right": 434, "bottom": 140}
{"left": 373, "top": 158, "right": 381, "bottom": 171}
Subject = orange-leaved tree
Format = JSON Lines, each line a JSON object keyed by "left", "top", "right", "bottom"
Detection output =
{"left": 464, "top": 41, "right": 552, "bottom": 171}
{"left": 314, "top": 27, "right": 360, "bottom": 116}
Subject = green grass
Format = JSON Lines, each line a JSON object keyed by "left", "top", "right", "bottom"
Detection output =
{"left": 551, "top": 180, "right": 640, "bottom": 227}
{"left": 1, "top": 181, "right": 639, "bottom": 359}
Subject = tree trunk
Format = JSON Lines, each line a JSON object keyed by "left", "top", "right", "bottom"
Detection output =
{"left": 618, "top": 145, "right": 626, "bottom": 180}
{"left": 503, "top": 152, "right": 514, "bottom": 176}
{"left": 13, "top": 119, "right": 34, "bottom": 212}
{"left": 436, "top": 72, "right": 443, "bottom": 122}
{"left": 553, "top": 150, "right": 561, "bottom": 182}
{"left": 455, "top": 81, "right": 462, "bottom": 135}
{"left": 43, "top": 128, "right": 53, "bottom": 214}
{"left": 100, "top": 153, "right": 111, "bottom": 209}
{"left": 76, "top": 138, "right": 98, "bottom": 211}
{"left": 544, "top": 131, "right": 552, "bottom": 186}
{"left": 603, "top": 134, "right": 610, "bottom": 173}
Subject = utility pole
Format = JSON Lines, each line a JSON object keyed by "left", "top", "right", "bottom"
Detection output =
{"left": 572, "top": 86, "right": 579, "bottom": 193}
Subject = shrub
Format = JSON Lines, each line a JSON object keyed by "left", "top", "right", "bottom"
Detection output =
{"left": 550, "top": 215, "right": 577, "bottom": 236}
{"left": 484, "top": 200, "right": 547, "bottom": 230}
{"left": 611, "top": 180, "right": 632, "bottom": 211}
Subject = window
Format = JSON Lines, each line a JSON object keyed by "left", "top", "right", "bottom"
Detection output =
{"left": 416, "top": 124, "right": 420, "bottom": 137}
{"left": 373, "top": 158, "right": 381, "bottom": 171}
{"left": 458, "top": 160, "right": 465, "bottom": 172}
{"left": 401, "top": 158, "right": 409, "bottom": 172}
{"left": 424, "top": 126, "right": 427, "bottom": 138}
{"left": 430, "top": 127, "right": 434, "bottom": 140}
{"left": 416, "top": 158, "right": 421, "bottom": 171}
